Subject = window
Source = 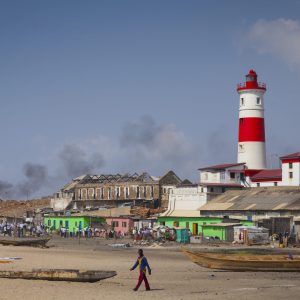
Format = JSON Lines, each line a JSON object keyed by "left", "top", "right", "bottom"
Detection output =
{"left": 230, "top": 172, "right": 235, "bottom": 179}
{"left": 186, "top": 222, "right": 189, "bottom": 229}
{"left": 101, "top": 187, "right": 104, "bottom": 199}
{"left": 150, "top": 186, "right": 154, "bottom": 198}
{"left": 48, "top": 220, "right": 51, "bottom": 226}
{"left": 289, "top": 172, "right": 293, "bottom": 179}
{"left": 289, "top": 163, "right": 293, "bottom": 169}
{"left": 122, "top": 222, "right": 127, "bottom": 228}
{"left": 173, "top": 221, "right": 179, "bottom": 227}
{"left": 112, "top": 221, "right": 119, "bottom": 227}
{"left": 124, "top": 187, "right": 128, "bottom": 198}
{"left": 136, "top": 186, "right": 140, "bottom": 198}
{"left": 201, "top": 187, "right": 204, "bottom": 193}
{"left": 220, "top": 172, "right": 225, "bottom": 181}
{"left": 144, "top": 186, "right": 147, "bottom": 198}
{"left": 116, "top": 187, "right": 120, "bottom": 198}
{"left": 240, "top": 98, "right": 244, "bottom": 105}
{"left": 274, "top": 182, "right": 278, "bottom": 186}
{"left": 163, "top": 188, "right": 166, "bottom": 193}
{"left": 60, "top": 220, "right": 63, "bottom": 226}
{"left": 256, "top": 97, "right": 261, "bottom": 105}
{"left": 210, "top": 187, "right": 214, "bottom": 193}
{"left": 160, "top": 221, "right": 165, "bottom": 226}
{"left": 108, "top": 187, "right": 112, "bottom": 199}
{"left": 257, "top": 183, "right": 260, "bottom": 187}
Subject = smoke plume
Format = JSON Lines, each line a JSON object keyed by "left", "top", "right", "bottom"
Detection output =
{"left": 16, "top": 163, "right": 48, "bottom": 197}
{"left": 58, "top": 144, "right": 105, "bottom": 179}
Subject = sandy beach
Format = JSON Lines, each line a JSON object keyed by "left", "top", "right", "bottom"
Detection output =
{"left": 0, "top": 237, "right": 300, "bottom": 300}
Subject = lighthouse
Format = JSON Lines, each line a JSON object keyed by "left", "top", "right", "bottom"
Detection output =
{"left": 237, "top": 70, "right": 267, "bottom": 170}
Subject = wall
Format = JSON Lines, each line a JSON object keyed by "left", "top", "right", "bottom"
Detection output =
{"left": 200, "top": 165, "right": 244, "bottom": 185}
{"left": 168, "top": 186, "right": 207, "bottom": 211}
{"left": 44, "top": 216, "right": 104, "bottom": 233}
{"left": 106, "top": 217, "right": 134, "bottom": 234}
{"left": 74, "top": 183, "right": 160, "bottom": 204}
{"left": 282, "top": 161, "right": 300, "bottom": 186}
{"left": 158, "top": 216, "right": 224, "bottom": 234}
{"left": 50, "top": 196, "right": 73, "bottom": 211}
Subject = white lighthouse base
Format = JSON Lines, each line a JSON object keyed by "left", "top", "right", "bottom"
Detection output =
{"left": 238, "top": 142, "right": 267, "bottom": 170}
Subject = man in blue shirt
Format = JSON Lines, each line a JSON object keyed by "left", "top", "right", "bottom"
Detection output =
{"left": 130, "top": 249, "right": 151, "bottom": 291}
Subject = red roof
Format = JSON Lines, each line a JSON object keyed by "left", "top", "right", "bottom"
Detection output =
{"left": 280, "top": 152, "right": 300, "bottom": 160}
{"left": 199, "top": 163, "right": 245, "bottom": 171}
{"left": 250, "top": 169, "right": 282, "bottom": 181}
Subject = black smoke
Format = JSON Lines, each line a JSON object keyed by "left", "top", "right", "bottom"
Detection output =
{"left": 58, "top": 144, "right": 105, "bottom": 179}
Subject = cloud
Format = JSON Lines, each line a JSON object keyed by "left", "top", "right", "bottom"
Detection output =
{"left": 247, "top": 18, "right": 300, "bottom": 69}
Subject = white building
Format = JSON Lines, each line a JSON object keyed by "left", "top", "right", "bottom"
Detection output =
{"left": 237, "top": 70, "right": 267, "bottom": 170}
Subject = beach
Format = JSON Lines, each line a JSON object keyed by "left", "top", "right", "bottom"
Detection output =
{"left": 0, "top": 237, "right": 300, "bottom": 300}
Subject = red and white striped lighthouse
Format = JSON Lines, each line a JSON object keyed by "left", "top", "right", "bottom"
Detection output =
{"left": 237, "top": 70, "right": 267, "bottom": 170}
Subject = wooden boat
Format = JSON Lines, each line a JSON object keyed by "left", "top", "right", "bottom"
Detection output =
{"left": 0, "top": 237, "right": 50, "bottom": 247}
{"left": 0, "top": 269, "right": 117, "bottom": 282}
{"left": 183, "top": 249, "right": 300, "bottom": 272}
{"left": 0, "top": 260, "right": 12, "bottom": 264}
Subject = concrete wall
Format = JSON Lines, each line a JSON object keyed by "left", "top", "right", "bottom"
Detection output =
{"left": 44, "top": 216, "right": 104, "bottom": 232}
{"left": 282, "top": 161, "right": 300, "bottom": 186}
{"left": 106, "top": 217, "right": 134, "bottom": 234}
{"left": 168, "top": 186, "right": 207, "bottom": 211}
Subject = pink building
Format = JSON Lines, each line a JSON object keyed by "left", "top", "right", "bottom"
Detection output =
{"left": 106, "top": 217, "right": 134, "bottom": 234}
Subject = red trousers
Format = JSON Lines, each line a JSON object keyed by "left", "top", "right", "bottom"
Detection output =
{"left": 135, "top": 271, "right": 150, "bottom": 290}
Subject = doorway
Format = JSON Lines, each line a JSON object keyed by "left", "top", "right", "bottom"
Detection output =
{"left": 192, "top": 223, "right": 198, "bottom": 235}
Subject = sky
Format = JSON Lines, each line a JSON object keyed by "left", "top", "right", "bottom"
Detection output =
{"left": 1, "top": 0, "right": 300, "bottom": 198}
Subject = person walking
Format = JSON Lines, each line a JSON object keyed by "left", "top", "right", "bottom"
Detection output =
{"left": 130, "top": 249, "right": 151, "bottom": 291}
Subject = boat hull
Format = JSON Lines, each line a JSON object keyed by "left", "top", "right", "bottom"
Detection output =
{"left": 0, "top": 238, "right": 50, "bottom": 247}
{"left": 0, "top": 269, "right": 117, "bottom": 282}
{"left": 183, "top": 250, "right": 300, "bottom": 272}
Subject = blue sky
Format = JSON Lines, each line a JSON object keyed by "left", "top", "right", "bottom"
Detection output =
{"left": 1, "top": 0, "right": 300, "bottom": 198}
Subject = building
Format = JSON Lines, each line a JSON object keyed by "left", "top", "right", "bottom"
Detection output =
{"left": 237, "top": 69, "right": 267, "bottom": 170}
{"left": 51, "top": 171, "right": 182, "bottom": 211}
{"left": 50, "top": 175, "right": 85, "bottom": 211}
{"left": 106, "top": 217, "right": 134, "bottom": 234}
{"left": 199, "top": 186, "right": 300, "bottom": 235}
{"left": 159, "top": 170, "right": 182, "bottom": 208}
{"left": 44, "top": 215, "right": 105, "bottom": 233}
{"left": 72, "top": 173, "right": 160, "bottom": 209}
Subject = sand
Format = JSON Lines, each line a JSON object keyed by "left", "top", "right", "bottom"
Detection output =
{"left": 0, "top": 237, "right": 300, "bottom": 300}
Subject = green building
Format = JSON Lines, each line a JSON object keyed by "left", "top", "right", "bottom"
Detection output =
{"left": 44, "top": 216, "right": 105, "bottom": 233}
{"left": 158, "top": 215, "right": 253, "bottom": 237}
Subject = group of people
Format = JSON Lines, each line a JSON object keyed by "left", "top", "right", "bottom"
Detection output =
{"left": 132, "top": 226, "right": 177, "bottom": 242}
{"left": 0, "top": 221, "right": 46, "bottom": 237}
{"left": 55, "top": 226, "right": 127, "bottom": 239}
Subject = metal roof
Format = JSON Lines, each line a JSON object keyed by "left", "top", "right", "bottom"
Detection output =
{"left": 199, "top": 187, "right": 300, "bottom": 211}
{"left": 160, "top": 209, "right": 201, "bottom": 217}
{"left": 250, "top": 169, "right": 282, "bottom": 180}
{"left": 280, "top": 152, "right": 300, "bottom": 160}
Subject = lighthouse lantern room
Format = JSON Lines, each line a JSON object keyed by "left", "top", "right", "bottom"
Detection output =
{"left": 237, "top": 70, "right": 267, "bottom": 171}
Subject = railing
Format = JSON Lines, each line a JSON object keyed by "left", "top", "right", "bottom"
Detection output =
{"left": 237, "top": 82, "right": 266, "bottom": 89}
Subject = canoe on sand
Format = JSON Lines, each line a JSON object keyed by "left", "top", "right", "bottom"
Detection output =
{"left": 0, "top": 269, "right": 117, "bottom": 282}
{"left": 183, "top": 249, "right": 300, "bottom": 272}
{"left": 0, "top": 237, "right": 50, "bottom": 247}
